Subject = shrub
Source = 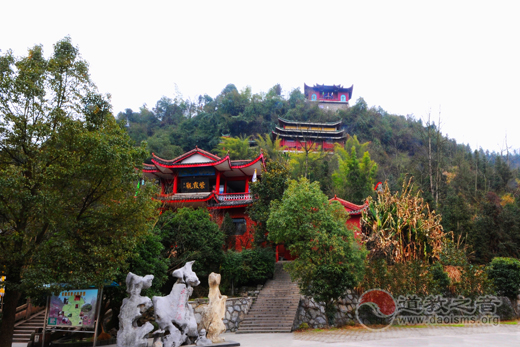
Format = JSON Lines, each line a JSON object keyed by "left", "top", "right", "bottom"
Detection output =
{"left": 488, "top": 257, "right": 520, "bottom": 302}
{"left": 221, "top": 248, "right": 275, "bottom": 289}
{"left": 157, "top": 208, "right": 225, "bottom": 277}
{"left": 361, "top": 259, "right": 433, "bottom": 297}
{"left": 298, "top": 323, "right": 309, "bottom": 330}
{"left": 361, "top": 258, "right": 492, "bottom": 299}
{"left": 430, "top": 262, "right": 451, "bottom": 296}
{"left": 454, "top": 263, "right": 494, "bottom": 299}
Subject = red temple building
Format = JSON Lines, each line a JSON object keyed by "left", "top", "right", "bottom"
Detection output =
{"left": 329, "top": 196, "right": 368, "bottom": 239}
{"left": 272, "top": 117, "right": 346, "bottom": 152}
{"left": 142, "top": 147, "right": 265, "bottom": 250}
{"left": 304, "top": 83, "right": 354, "bottom": 111}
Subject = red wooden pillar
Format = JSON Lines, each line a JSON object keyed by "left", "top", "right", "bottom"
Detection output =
{"left": 173, "top": 173, "right": 178, "bottom": 194}
{"left": 245, "top": 178, "right": 249, "bottom": 192}
{"left": 215, "top": 170, "right": 221, "bottom": 193}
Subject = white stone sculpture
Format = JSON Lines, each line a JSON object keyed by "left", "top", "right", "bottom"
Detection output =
{"left": 152, "top": 261, "right": 200, "bottom": 347}
{"left": 201, "top": 272, "right": 227, "bottom": 343}
{"left": 194, "top": 329, "right": 212, "bottom": 346}
{"left": 117, "top": 273, "right": 155, "bottom": 347}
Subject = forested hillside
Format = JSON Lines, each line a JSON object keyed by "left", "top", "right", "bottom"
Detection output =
{"left": 119, "top": 83, "right": 520, "bottom": 264}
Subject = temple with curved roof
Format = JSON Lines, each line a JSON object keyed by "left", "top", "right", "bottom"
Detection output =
{"left": 304, "top": 83, "right": 353, "bottom": 111}
{"left": 143, "top": 147, "right": 265, "bottom": 250}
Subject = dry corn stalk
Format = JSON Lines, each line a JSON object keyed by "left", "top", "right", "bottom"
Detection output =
{"left": 361, "top": 178, "right": 445, "bottom": 263}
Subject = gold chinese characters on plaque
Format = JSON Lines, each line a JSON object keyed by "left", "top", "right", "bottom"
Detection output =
{"left": 181, "top": 178, "right": 209, "bottom": 193}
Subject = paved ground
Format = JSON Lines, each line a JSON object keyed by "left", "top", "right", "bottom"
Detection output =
{"left": 223, "top": 324, "right": 520, "bottom": 347}
{"left": 12, "top": 325, "right": 520, "bottom": 347}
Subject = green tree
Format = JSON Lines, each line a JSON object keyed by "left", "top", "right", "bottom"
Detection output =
{"left": 488, "top": 257, "right": 520, "bottom": 312}
{"left": 214, "top": 135, "right": 255, "bottom": 159}
{"left": 221, "top": 248, "right": 275, "bottom": 295}
{"left": 332, "top": 138, "right": 378, "bottom": 204}
{"left": 267, "top": 178, "right": 366, "bottom": 325}
{"left": 470, "top": 193, "right": 520, "bottom": 263}
{"left": 0, "top": 38, "right": 158, "bottom": 347}
{"left": 156, "top": 208, "right": 224, "bottom": 277}
{"left": 248, "top": 161, "right": 290, "bottom": 246}
{"left": 220, "top": 212, "right": 236, "bottom": 250}
{"left": 146, "top": 130, "right": 184, "bottom": 159}
{"left": 254, "top": 133, "right": 287, "bottom": 164}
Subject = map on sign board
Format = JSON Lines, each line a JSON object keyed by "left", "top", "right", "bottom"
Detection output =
{"left": 47, "top": 289, "right": 98, "bottom": 328}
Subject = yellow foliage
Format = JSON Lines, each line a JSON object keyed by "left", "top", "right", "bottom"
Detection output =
{"left": 500, "top": 193, "right": 515, "bottom": 206}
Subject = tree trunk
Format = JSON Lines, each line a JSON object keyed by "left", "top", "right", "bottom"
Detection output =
{"left": 0, "top": 289, "right": 22, "bottom": 347}
{"left": 427, "top": 114, "right": 434, "bottom": 202}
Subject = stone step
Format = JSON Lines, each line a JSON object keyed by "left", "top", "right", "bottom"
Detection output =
{"left": 248, "top": 307, "right": 299, "bottom": 312}
{"left": 250, "top": 303, "right": 299, "bottom": 307}
{"left": 243, "top": 313, "right": 299, "bottom": 317}
{"left": 238, "top": 325, "right": 293, "bottom": 330}
{"left": 254, "top": 298, "right": 299, "bottom": 302}
{"left": 242, "top": 314, "right": 298, "bottom": 322}
{"left": 14, "top": 324, "right": 43, "bottom": 331}
{"left": 248, "top": 307, "right": 299, "bottom": 311}
{"left": 239, "top": 324, "right": 293, "bottom": 329}
{"left": 237, "top": 262, "right": 300, "bottom": 334}
{"left": 240, "top": 321, "right": 294, "bottom": 326}
{"left": 255, "top": 294, "right": 300, "bottom": 298}
{"left": 236, "top": 330, "right": 291, "bottom": 334}
{"left": 236, "top": 328, "right": 292, "bottom": 333}
{"left": 18, "top": 324, "right": 43, "bottom": 328}
{"left": 255, "top": 299, "right": 299, "bottom": 302}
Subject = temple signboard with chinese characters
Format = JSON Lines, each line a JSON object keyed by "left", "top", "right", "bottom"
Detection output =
{"left": 181, "top": 178, "right": 209, "bottom": 193}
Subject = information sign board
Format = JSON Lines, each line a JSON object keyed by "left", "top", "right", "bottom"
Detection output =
{"left": 47, "top": 289, "right": 98, "bottom": 328}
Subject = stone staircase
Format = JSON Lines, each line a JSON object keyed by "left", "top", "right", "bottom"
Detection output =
{"left": 236, "top": 261, "right": 300, "bottom": 333}
{"left": 13, "top": 310, "right": 46, "bottom": 343}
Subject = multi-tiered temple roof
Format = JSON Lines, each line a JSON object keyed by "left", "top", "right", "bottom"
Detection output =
{"left": 272, "top": 117, "right": 346, "bottom": 151}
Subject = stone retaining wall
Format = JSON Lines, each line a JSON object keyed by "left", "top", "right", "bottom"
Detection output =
{"left": 295, "top": 292, "right": 520, "bottom": 329}
{"left": 294, "top": 290, "right": 358, "bottom": 329}
{"left": 189, "top": 297, "right": 253, "bottom": 332}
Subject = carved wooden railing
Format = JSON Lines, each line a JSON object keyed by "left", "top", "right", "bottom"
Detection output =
{"left": 216, "top": 192, "right": 253, "bottom": 202}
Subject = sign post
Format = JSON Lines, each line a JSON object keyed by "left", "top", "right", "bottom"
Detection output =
{"left": 92, "top": 287, "right": 103, "bottom": 347}
{"left": 0, "top": 276, "right": 5, "bottom": 313}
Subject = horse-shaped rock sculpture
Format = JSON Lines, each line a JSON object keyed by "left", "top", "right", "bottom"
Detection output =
{"left": 152, "top": 261, "right": 200, "bottom": 347}
{"left": 117, "top": 273, "right": 155, "bottom": 347}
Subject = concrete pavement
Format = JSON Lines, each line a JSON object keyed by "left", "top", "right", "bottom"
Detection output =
{"left": 12, "top": 325, "right": 520, "bottom": 347}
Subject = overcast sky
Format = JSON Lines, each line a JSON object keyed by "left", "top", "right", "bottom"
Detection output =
{"left": 2, "top": 1, "right": 519, "bottom": 153}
